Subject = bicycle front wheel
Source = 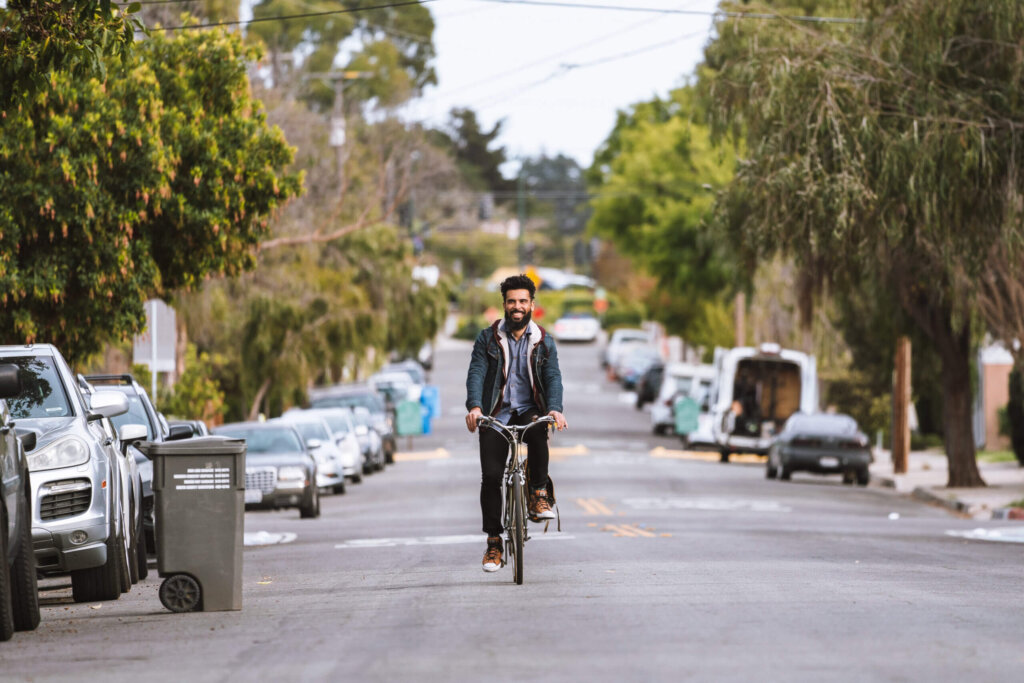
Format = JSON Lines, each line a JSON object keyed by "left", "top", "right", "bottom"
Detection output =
{"left": 511, "top": 477, "right": 525, "bottom": 585}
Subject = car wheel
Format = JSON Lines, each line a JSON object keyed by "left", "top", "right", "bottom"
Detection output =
{"left": 778, "top": 464, "right": 791, "bottom": 481}
{"left": 719, "top": 449, "right": 731, "bottom": 464}
{"left": 856, "top": 468, "right": 870, "bottom": 487}
{"left": 300, "top": 485, "right": 320, "bottom": 519}
{"left": 351, "top": 473, "right": 363, "bottom": 484}
{"left": 841, "top": 470, "right": 855, "bottom": 485}
{"left": 652, "top": 424, "right": 667, "bottom": 436}
{"left": 332, "top": 482, "right": 346, "bottom": 495}
{"left": 10, "top": 493, "right": 40, "bottom": 632}
{"left": 71, "top": 529, "right": 124, "bottom": 603}
{"left": 0, "top": 511, "right": 14, "bottom": 642}
{"left": 766, "top": 459, "right": 778, "bottom": 479}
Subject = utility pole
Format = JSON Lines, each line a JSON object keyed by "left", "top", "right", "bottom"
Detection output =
{"left": 892, "top": 336, "right": 912, "bottom": 474}
{"left": 306, "top": 70, "right": 373, "bottom": 195}
{"left": 734, "top": 291, "right": 746, "bottom": 347}
{"left": 517, "top": 167, "right": 526, "bottom": 269}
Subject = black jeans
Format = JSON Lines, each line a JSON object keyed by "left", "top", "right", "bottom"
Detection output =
{"left": 479, "top": 411, "right": 550, "bottom": 537}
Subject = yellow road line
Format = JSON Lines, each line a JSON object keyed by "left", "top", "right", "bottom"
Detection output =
{"left": 574, "top": 497, "right": 614, "bottom": 515}
{"left": 393, "top": 448, "right": 450, "bottom": 462}
{"left": 550, "top": 444, "right": 589, "bottom": 457}
{"left": 603, "top": 524, "right": 638, "bottom": 537}
{"left": 624, "top": 524, "right": 656, "bottom": 538}
{"left": 649, "top": 447, "right": 765, "bottom": 464}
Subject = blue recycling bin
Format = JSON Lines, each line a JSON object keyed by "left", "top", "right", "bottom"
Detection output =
{"left": 420, "top": 385, "right": 440, "bottom": 419}
{"left": 421, "top": 405, "right": 432, "bottom": 435}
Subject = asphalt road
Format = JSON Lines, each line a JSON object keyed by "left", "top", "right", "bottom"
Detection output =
{"left": 3, "top": 333, "right": 1022, "bottom": 682}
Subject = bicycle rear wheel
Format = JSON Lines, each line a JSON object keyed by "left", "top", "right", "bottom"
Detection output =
{"left": 511, "top": 477, "right": 525, "bottom": 585}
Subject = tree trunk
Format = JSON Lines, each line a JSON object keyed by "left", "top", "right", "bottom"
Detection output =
{"left": 247, "top": 378, "right": 272, "bottom": 423}
{"left": 934, "top": 323, "right": 986, "bottom": 487}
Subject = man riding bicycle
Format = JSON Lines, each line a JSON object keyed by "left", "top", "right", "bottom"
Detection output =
{"left": 465, "top": 274, "right": 568, "bottom": 573}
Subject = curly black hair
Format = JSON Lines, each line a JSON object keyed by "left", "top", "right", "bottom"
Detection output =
{"left": 500, "top": 274, "right": 536, "bottom": 301}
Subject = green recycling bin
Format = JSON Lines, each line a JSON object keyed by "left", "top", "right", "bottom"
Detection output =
{"left": 138, "top": 436, "right": 247, "bottom": 613}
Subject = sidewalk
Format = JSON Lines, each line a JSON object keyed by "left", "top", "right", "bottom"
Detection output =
{"left": 870, "top": 449, "right": 1024, "bottom": 519}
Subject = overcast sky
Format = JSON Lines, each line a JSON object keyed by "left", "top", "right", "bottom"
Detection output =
{"left": 405, "top": 0, "right": 722, "bottom": 168}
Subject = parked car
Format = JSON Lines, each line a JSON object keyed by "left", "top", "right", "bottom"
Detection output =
{"left": 212, "top": 421, "right": 320, "bottom": 518}
{"left": 351, "top": 407, "right": 385, "bottom": 473}
{"left": 601, "top": 327, "right": 650, "bottom": 371}
{"left": 634, "top": 362, "right": 665, "bottom": 410}
{"left": 370, "top": 370, "right": 419, "bottom": 403}
{"left": 710, "top": 343, "right": 818, "bottom": 462}
{"left": 767, "top": 412, "right": 873, "bottom": 485}
{"left": 167, "top": 419, "right": 210, "bottom": 438}
{"left": 650, "top": 362, "right": 715, "bottom": 435}
{"left": 552, "top": 312, "right": 600, "bottom": 343}
{"left": 273, "top": 414, "right": 347, "bottom": 494}
{"left": 283, "top": 407, "right": 364, "bottom": 484}
{"left": 309, "top": 384, "right": 396, "bottom": 463}
{"left": 381, "top": 359, "right": 427, "bottom": 388}
{"left": 616, "top": 346, "right": 662, "bottom": 389}
{"left": 77, "top": 380, "right": 147, "bottom": 586}
{"left": 0, "top": 345, "right": 134, "bottom": 603}
{"left": 0, "top": 364, "right": 40, "bottom": 641}
{"left": 85, "top": 373, "right": 175, "bottom": 559}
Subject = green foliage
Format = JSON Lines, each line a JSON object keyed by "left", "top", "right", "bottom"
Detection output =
{"left": 454, "top": 316, "right": 487, "bottom": 341}
{"left": 160, "top": 344, "right": 226, "bottom": 423}
{"left": 0, "top": 0, "right": 142, "bottom": 110}
{"left": 0, "top": 28, "right": 302, "bottom": 361}
{"left": 131, "top": 363, "right": 152, "bottom": 393}
{"left": 587, "top": 86, "right": 736, "bottom": 345}
{"left": 824, "top": 371, "right": 891, "bottom": 441}
{"left": 430, "top": 108, "right": 513, "bottom": 194}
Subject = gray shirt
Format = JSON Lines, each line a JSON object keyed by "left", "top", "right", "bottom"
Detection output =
{"left": 494, "top": 324, "right": 538, "bottom": 426}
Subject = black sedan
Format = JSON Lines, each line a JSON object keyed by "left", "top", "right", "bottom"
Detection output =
{"left": 766, "top": 413, "right": 873, "bottom": 485}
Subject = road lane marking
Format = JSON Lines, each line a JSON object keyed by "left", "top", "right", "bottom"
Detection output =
{"left": 650, "top": 446, "right": 765, "bottom": 464}
{"left": 335, "top": 533, "right": 576, "bottom": 549}
{"left": 946, "top": 528, "right": 1024, "bottom": 544}
{"left": 575, "top": 497, "right": 614, "bottom": 515}
{"left": 602, "top": 523, "right": 657, "bottom": 538}
{"left": 244, "top": 531, "right": 297, "bottom": 546}
{"left": 622, "top": 497, "right": 792, "bottom": 513}
{"left": 394, "top": 448, "right": 450, "bottom": 462}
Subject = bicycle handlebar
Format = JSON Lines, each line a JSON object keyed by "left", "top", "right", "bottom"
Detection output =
{"left": 476, "top": 415, "right": 555, "bottom": 441}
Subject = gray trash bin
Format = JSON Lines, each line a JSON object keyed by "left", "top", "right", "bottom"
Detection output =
{"left": 137, "top": 437, "right": 246, "bottom": 613}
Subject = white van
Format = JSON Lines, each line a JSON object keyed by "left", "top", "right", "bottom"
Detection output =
{"left": 710, "top": 343, "right": 818, "bottom": 461}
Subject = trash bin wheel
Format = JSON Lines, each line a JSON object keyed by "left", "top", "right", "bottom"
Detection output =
{"left": 159, "top": 574, "right": 201, "bottom": 613}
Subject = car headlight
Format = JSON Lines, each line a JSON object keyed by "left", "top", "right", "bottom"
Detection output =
{"left": 278, "top": 466, "right": 306, "bottom": 482}
{"left": 28, "top": 436, "right": 91, "bottom": 472}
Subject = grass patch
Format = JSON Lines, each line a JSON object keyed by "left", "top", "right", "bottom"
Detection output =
{"left": 978, "top": 450, "right": 1017, "bottom": 463}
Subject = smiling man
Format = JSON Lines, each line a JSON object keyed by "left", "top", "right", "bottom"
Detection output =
{"left": 465, "top": 274, "right": 568, "bottom": 573}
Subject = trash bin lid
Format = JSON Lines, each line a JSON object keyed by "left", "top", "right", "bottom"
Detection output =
{"left": 135, "top": 436, "right": 246, "bottom": 457}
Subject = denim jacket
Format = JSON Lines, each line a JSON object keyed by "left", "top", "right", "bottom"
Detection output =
{"left": 465, "top": 319, "right": 564, "bottom": 417}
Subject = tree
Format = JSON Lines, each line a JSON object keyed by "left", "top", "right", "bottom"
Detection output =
{"left": 587, "top": 87, "right": 736, "bottom": 345}
{"left": 431, "top": 108, "right": 513, "bottom": 195}
{"left": 0, "top": 0, "right": 141, "bottom": 110}
{"left": 703, "top": 0, "right": 1024, "bottom": 486}
{"left": 160, "top": 344, "right": 226, "bottom": 424}
{"left": 0, "top": 28, "right": 302, "bottom": 361}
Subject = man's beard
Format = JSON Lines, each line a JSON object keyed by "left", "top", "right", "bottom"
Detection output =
{"left": 505, "top": 309, "right": 532, "bottom": 332}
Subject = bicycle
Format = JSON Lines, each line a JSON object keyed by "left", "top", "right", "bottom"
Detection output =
{"left": 476, "top": 414, "right": 555, "bottom": 585}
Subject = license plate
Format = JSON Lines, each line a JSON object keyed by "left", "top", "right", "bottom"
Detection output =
{"left": 819, "top": 456, "right": 839, "bottom": 468}
{"left": 245, "top": 488, "right": 263, "bottom": 504}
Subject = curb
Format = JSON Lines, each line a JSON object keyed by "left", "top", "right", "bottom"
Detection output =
{"left": 991, "top": 507, "right": 1024, "bottom": 520}
{"left": 909, "top": 486, "right": 980, "bottom": 516}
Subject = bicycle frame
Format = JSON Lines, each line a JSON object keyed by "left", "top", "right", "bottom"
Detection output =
{"left": 477, "top": 415, "right": 554, "bottom": 585}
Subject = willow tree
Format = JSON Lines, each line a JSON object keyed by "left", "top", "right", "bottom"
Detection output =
{"left": 705, "top": 0, "right": 1024, "bottom": 486}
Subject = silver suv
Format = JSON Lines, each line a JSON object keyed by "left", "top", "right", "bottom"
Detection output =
{"left": 0, "top": 345, "right": 134, "bottom": 603}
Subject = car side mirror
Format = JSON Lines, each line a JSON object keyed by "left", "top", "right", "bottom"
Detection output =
{"left": 88, "top": 391, "right": 129, "bottom": 421}
{"left": 16, "top": 429, "right": 36, "bottom": 452}
{"left": 119, "top": 423, "right": 148, "bottom": 454}
{"left": 306, "top": 438, "right": 322, "bottom": 450}
{"left": 0, "top": 364, "right": 22, "bottom": 399}
{"left": 166, "top": 423, "right": 194, "bottom": 441}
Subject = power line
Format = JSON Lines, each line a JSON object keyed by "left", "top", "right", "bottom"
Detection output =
{"left": 160, "top": 0, "right": 437, "bottom": 31}
{"left": 475, "top": 0, "right": 866, "bottom": 25}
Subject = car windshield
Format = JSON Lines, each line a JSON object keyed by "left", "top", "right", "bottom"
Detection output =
{"left": 786, "top": 414, "right": 858, "bottom": 435}
{"left": 106, "top": 389, "right": 155, "bottom": 439}
{"left": 314, "top": 412, "right": 351, "bottom": 435}
{"left": 215, "top": 426, "right": 303, "bottom": 453}
{"left": 5, "top": 356, "right": 73, "bottom": 419}
{"left": 384, "top": 364, "right": 424, "bottom": 385}
{"left": 287, "top": 421, "right": 330, "bottom": 442}
{"left": 312, "top": 393, "right": 385, "bottom": 414}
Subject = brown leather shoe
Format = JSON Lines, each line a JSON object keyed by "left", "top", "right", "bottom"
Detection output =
{"left": 529, "top": 489, "right": 556, "bottom": 521}
{"left": 482, "top": 538, "right": 503, "bottom": 572}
